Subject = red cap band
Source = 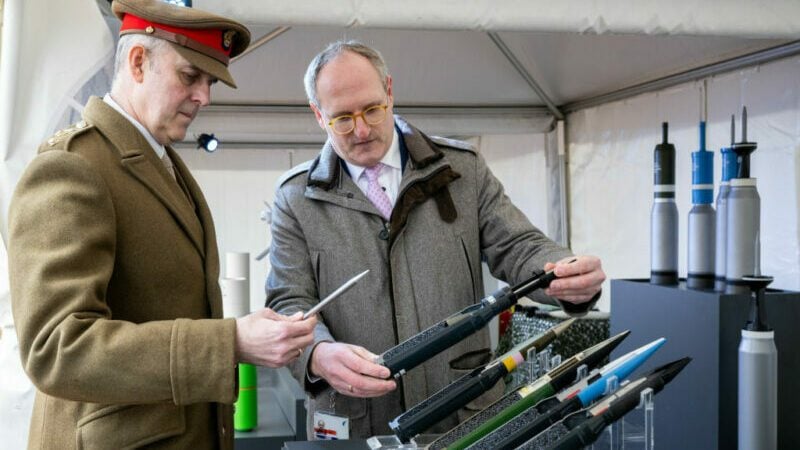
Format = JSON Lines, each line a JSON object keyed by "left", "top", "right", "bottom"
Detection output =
{"left": 120, "top": 13, "right": 233, "bottom": 58}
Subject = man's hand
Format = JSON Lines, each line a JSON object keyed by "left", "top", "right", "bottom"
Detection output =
{"left": 235, "top": 308, "right": 317, "bottom": 367}
{"left": 543, "top": 255, "right": 606, "bottom": 304}
{"left": 309, "top": 342, "right": 397, "bottom": 397}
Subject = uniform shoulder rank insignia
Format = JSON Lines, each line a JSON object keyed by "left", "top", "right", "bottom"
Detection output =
{"left": 46, "top": 121, "right": 90, "bottom": 147}
{"left": 222, "top": 30, "right": 236, "bottom": 51}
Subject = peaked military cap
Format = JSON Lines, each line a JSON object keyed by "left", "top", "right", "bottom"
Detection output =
{"left": 112, "top": 0, "right": 251, "bottom": 88}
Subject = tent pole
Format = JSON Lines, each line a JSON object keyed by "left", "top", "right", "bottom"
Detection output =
{"left": 232, "top": 26, "right": 291, "bottom": 63}
{"left": 486, "top": 31, "right": 564, "bottom": 121}
{"left": 556, "top": 120, "right": 570, "bottom": 248}
{"left": 486, "top": 31, "right": 571, "bottom": 247}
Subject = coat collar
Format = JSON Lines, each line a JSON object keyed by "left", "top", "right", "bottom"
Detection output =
{"left": 304, "top": 115, "right": 461, "bottom": 242}
{"left": 82, "top": 97, "right": 205, "bottom": 257}
{"left": 307, "top": 115, "right": 446, "bottom": 191}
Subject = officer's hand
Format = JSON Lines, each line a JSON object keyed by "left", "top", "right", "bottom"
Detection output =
{"left": 544, "top": 255, "right": 605, "bottom": 304}
{"left": 309, "top": 342, "right": 396, "bottom": 398}
{"left": 235, "top": 308, "right": 317, "bottom": 367}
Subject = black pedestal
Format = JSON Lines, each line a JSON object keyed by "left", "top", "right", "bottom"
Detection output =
{"left": 610, "top": 279, "right": 800, "bottom": 450}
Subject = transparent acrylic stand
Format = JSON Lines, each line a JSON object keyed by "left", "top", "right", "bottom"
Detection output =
{"left": 575, "top": 363, "right": 589, "bottom": 384}
{"left": 366, "top": 435, "right": 418, "bottom": 449}
{"left": 602, "top": 376, "right": 623, "bottom": 450}
{"left": 591, "top": 384, "right": 656, "bottom": 450}
{"left": 509, "top": 347, "right": 547, "bottom": 389}
{"left": 507, "top": 347, "right": 563, "bottom": 392}
{"left": 369, "top": 349, "right": 566, "bottom": 448}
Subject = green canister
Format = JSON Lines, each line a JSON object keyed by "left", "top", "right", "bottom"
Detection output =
{"left": 234, "top": 363, "right": 258, "bottom": 431}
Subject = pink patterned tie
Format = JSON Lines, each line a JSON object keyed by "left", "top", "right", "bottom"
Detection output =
{"left": 364, "top": 164, "right": 393, "bottom": 220}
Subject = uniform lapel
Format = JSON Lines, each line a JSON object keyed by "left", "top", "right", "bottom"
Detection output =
{"left": 82, "top": 97, "right": 206, "bottom": 257}
{"left": 168, "top": 145, "right": 223, "bottom": 316}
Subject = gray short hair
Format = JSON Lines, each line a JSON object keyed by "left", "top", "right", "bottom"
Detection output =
{"left": 303, "top": 40, "right": 390, "bottom": 107}
{"left": 111, "top": 34, "right": 170, "bottom": 90}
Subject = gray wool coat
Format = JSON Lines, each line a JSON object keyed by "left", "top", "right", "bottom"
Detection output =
{"left": 266, "top": 116, "right": 578, "bottom": 438}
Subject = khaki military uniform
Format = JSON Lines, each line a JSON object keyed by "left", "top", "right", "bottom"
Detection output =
{"left": 9, "top": 97, "right": 237, "bottom": 449}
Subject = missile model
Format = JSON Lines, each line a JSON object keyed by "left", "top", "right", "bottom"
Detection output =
{"left": 651, "top": 122, "right": 679, "bottom": 285}
{"left": 436, "top": 331, "right": 630, "bottom": 450}
{"left": 738, "top": 274, "right": 777, "bottom": 450}
{"left": 524, "top": 357, "right": 691, "bottom": 450}
{"left": 389, "top": 319, "right": 576, "bottom": 443}
{"left": 687, "top": 121, "right": 715, "bottom": 289}
{"left": 470, "top": 337, "right": 666, "bottom": 450}
{"left": 725, "top": 107, "right": 760, "bottom": 294}
{"left": 714, "top": 116, "right": 739, "bottom": 291}
{"left": 377, "top": 263, "right": 570, "bottom": 377}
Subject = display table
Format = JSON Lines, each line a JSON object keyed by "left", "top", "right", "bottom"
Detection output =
{"left": 235, "top": 366, "right": 307, "bottom": 450}
{"left": 610, "top": 279, "right": 800, "bottom": 449}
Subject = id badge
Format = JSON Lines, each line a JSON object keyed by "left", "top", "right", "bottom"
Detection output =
{"left": 313, "top": 411, "right": 350, "bottom": 440}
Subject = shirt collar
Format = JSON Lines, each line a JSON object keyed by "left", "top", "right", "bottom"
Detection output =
{"left": 103, "top": 93, "right": 166, "bottom": 158}
{"left": 345, "top": 127, "right": 401, "bottom": 181}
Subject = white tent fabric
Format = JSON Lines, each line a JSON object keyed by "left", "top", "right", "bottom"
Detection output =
{"left": 0, "top": 239, "right": 31, "bottom": 450}
{"left": 0, "top": 0, "right": 113, "bottom": 241}
{"left": 0, "top": 0, "right": 112, "bottom": 447}
{"left": 197, "top": 0, "right": 800, "bottom": 39}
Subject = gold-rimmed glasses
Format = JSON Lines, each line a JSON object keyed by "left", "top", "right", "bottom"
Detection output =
{"left": 326, "top": 104, "right": 389, "bottom": 135}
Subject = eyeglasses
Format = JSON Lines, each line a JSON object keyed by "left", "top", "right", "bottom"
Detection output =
{"left": 327, "top": 104, "right": 389, "bottom": 135}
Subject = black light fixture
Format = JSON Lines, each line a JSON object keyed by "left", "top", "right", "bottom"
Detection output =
{"left": 197, "top": 133, "right": 219, "bottom": 153}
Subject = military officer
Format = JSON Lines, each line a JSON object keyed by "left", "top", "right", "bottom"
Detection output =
{"left": 8, "top": 1, "right": 316, "bottom": 449}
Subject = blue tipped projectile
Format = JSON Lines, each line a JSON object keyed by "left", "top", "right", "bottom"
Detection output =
{"left": 576, "top": 337, "right": 666, "bottom": 405}
{"left": 688, "top": 121, "right": 715, "bottom": 290}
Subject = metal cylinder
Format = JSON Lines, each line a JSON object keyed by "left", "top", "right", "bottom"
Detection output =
{"left": 651, "top": 122, "right": 678, "bottom": 285}
{"left": 716, "top": 118, "right": 739, "bottom": 291}
{"left": 225, "top": 251, "right": 250, "bottom": 279}
{"left": 687, "top": 125, "right": 715, "bottom": 290}
{"left": 738, "top": 329, "right": 777, "bottom": 450}
{"left": 725, "top": 179, "right": 760, "bottom": 294}
{"left": 714, "top": 182, "right": 730, "bottom": 291}
{"left": 651, "top": 200, "right": 679, "bottom": 285}
{"left": 687, "top": 204, "right": 715, "bottom": 289}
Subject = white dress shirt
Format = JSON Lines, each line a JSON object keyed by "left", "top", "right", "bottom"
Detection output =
{"left": 345, "top": 128, "right": 402, "bottom": 206}
{"left": 103, "top": 94, "right": 166, "bottom": 159}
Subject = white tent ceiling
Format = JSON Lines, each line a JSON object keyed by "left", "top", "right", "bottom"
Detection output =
{"left": 197, "top": 0, "right": 800, "bottom": 39}
{"left": 219, "top": 25, "right": 787, "bottom": 106}
{"left": 176, "top": 1, "right": 799, "bottom": 146}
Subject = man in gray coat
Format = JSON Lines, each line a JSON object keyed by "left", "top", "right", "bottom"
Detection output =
{"left": 266, "top": 40, "right": 606, "bottom": 439}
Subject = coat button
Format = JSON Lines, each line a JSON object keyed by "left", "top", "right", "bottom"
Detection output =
{"left": 378, "top": 229, "right": 389, "bottom": 240}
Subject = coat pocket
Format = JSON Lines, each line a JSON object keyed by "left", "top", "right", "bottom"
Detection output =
{"left": 76, "top": 402, "right": 185, "bottom": 450}
{"left": 448, "top": 348, "right": 506, "bottom": 423}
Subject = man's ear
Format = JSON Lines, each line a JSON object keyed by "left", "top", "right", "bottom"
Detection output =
{"left": 385, "top": 75, "right": 394, "bottom": 106}
{"left": 129, "top": 45, "right": 146, "bottom": 83}
{"left": 309, "top": 103, "right": 326, "bottom": 130}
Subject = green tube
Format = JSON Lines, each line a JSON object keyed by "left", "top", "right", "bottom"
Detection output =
{"left": 447, "top": 381, "right": 555, "bottom": 450}
{"left": 234, "top": 363, "right": 258, "bottom": 431}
